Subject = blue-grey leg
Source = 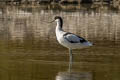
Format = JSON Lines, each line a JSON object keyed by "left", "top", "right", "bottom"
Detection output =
{"left": 68, "top": 48, "right": 73, "bottom": 72}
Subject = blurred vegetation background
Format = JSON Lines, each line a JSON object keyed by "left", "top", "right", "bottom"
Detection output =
{"left": 0, "top": 0, "right": 119, "bottom": 10}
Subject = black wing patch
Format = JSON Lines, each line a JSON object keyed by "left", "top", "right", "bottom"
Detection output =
{"left": 63, "top": 32, "right": 87, "bottom": 43}
{"left": 76, "top": 35, "right": 87, "bottom": 43}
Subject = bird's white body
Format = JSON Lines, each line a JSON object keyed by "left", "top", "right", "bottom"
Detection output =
{"left": 55, "top": 19, "right": 92, "bottom": 49}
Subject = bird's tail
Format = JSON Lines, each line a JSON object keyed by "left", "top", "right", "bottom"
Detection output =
{"left": 84, "top": 41, "right": 93, "bottom": 47}
{"left": 87, "top": 41, "right": 93, "bottom": 46}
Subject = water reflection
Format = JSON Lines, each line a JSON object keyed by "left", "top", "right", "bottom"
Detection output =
{"left": 0, "top": 5, "right": 120, "bottom": 43}
{"left": 56, "top": 72, "right": 92, "bottom": 80}
{"left": 56, "top": 60, "right": 92, "bottom": 80}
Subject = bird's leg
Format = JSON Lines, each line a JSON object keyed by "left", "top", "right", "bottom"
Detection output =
{"left": 68, "top": 48, "right": 73, "bottom": 72}
{"left": 69, "top": 48, "right": 73, "bottom": 63}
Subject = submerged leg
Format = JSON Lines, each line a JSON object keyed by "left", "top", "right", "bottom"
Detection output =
{"left": 68, "top": 48, "right": 73, "bottom": 72}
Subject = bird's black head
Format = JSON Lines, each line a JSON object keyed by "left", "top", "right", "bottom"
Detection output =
{"left": 54, "top": 16, "right": 63, "bottom": 27}
{"left": 54, "top": 16, "right": 62, "bottom": 20}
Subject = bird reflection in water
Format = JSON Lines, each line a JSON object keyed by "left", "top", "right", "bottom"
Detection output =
{"left": 56, "top": 59, "right": 92, "bottom": 80}
{"left": 56, "top": 72, "right": 92, "bottom": 80}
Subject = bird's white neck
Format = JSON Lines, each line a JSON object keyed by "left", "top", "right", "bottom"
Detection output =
{"left": 55, "top": 21, "right": 64, "bottom": 42}
{"left": 56, "top": 21, "right": 63, "bottom": 31}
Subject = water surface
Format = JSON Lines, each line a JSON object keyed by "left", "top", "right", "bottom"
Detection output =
{"left": 0, "top": 5, "right": 120, "bottom": 80}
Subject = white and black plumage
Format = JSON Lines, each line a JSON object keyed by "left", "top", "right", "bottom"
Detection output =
{"left": 53, "top": 16, "right": 92, "bottom": 64}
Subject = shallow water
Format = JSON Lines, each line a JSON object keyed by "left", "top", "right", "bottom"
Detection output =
{"left": 0, "top": 5, "right": 120, "bottom": 80}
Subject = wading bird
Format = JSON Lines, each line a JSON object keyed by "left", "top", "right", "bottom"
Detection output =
{"left": 51, "top": 16, "right": 92, "bottom": 63}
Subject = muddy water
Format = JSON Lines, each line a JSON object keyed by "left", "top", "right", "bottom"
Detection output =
{"left": 0, "top": 5, "right": 120, "bottom": 80}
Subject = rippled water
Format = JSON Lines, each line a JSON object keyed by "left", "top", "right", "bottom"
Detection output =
{"left": 0, "top": 5, "right": 120, "bottom": 80}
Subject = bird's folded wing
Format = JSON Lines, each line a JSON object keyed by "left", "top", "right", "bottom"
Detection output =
{"left": 63, "top": 32, "right": 87, "bottom": 43}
